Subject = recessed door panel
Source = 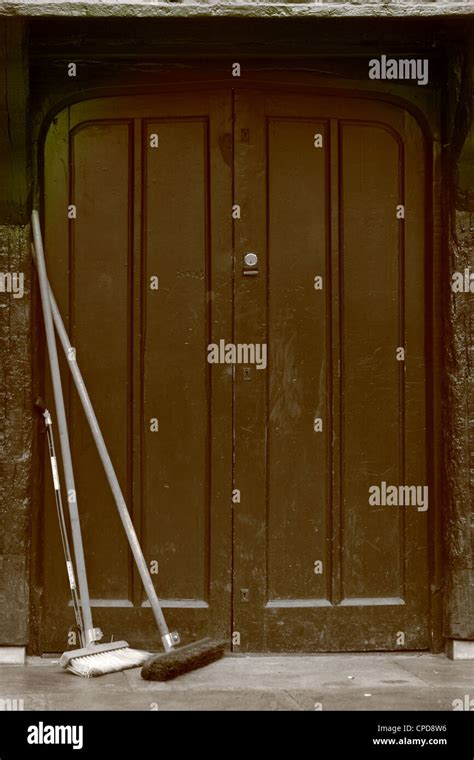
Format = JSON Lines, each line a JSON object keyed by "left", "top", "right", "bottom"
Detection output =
{"left": 340, "top": 123, "right": 402, "bottom": 603}
{"left": 143, "top": 118, "right": 210, "bottom": 603}
{"left": 71, "top": 121, "right": 133, "bottom": 603}
{"left": 267, "top": 118, "right": 329, "bottom": 603}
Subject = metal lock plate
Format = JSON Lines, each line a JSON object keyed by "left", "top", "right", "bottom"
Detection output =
{"left": 243, "top": 252, "right": 258, "bottom": 276}
{"left": 244, "top": 252, "right": 258, "bottom": 267}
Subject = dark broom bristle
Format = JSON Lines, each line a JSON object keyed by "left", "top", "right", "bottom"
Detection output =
{"left": 141, "top": 638, "right": 226, "bottom": 681}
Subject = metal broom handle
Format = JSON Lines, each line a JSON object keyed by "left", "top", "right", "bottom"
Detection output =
{"left": 31, "top": 211, "right": 176, "bottom": 652}
{"left": 32, "top": 210, "right": 97, "bottom": 648}
{"left": 43, "top": 408, "right": 85, "bottom": 648}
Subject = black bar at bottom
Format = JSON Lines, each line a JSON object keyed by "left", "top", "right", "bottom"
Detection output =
{"left": 0, "top": 710, "right": 472, "bottom": 757}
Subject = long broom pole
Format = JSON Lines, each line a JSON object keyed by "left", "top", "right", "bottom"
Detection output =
{"left": 42, "top": 406, "right": 86, "bottom": 648}
{"left": 31, "top": 215, "right": 176, "bottom": 653}
{"left": 32, "top": 210, "right": 96, "bottom": 648}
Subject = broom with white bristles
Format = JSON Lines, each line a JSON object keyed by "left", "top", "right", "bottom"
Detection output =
{"left": 33, "top": 211, "right": 151, "bottom": 677}
{"left": 60, "top": 641, "right": 151, "bottom": 678}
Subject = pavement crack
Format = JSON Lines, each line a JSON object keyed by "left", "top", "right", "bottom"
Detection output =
{"left": 283, "top": 689, "right": 302, "bottom": 710}
{"left": 392, "top": 659, "right": 435, "bottom": 688}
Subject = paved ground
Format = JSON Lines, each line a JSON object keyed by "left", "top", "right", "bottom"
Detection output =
{"left": 0, "top": 653, "right": 472, "bottom": 711}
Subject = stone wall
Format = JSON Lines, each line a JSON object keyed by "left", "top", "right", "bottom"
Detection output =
{"left": 444, "top": 49, "right": 474, "bottom": 640}
{"left": 0, "top": 19, "right": 32, "bottom": 646}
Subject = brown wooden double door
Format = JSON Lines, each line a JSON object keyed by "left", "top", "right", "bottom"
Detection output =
{"left": 41, "top": 89, "right": 430, "bottom": 654}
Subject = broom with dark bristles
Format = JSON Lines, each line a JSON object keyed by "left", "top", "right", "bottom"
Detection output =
{"left": 32, "top": 210, "right": 227, "bottom": 680}
{"left": 141, "top": 638, "right": 226, "bottom": 681}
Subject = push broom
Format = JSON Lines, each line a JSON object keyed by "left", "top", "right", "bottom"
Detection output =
{"left": 32, "top": 210, "right": 226, "bottom": 680}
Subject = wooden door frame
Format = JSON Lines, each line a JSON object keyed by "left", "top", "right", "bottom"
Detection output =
{"left": 30, "top": 66, "right": 443, "bottom": 654}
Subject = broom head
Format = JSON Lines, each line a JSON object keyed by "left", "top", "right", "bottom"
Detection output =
{"left": 141, "top": 637, "right": 226, "bottom": 681}
{"left": 60, "top": 640, "right": 151, "bottom": 677}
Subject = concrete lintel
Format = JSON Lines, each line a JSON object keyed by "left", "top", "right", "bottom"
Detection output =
{"left": 0, "top": 2, "right": 473, "bottom": 19}
{"left": 447, "top": 640, "right": 474, "bottom": 661}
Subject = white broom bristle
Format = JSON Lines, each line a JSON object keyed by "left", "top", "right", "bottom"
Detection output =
{"left": 66, "top": 647, "right": 151, "bottom": 678}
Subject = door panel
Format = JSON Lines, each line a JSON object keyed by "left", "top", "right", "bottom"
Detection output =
{"left": 266, "top": 118, "right": 329, "bottom": 603}
{"left": 341, "top": 123, "right": 402, "bottom": 603}
{"left": 233, "top": 92, "right": 429, "bottom": 652}
{"left": 71, "top": 121, "right": 132, "bottom": 602}
{"left": 143, "top": 118, "right": 210, "bottom": 604}
{"left": 42, "top": 93, "right": 233, "bottom": 652}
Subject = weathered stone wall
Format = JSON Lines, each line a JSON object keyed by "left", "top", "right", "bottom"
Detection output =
{"left": 444, "top": 49, "right": 474, "bottom": 640}
{"left": 0, "top": 18, "right": 32, "bottom": 646}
